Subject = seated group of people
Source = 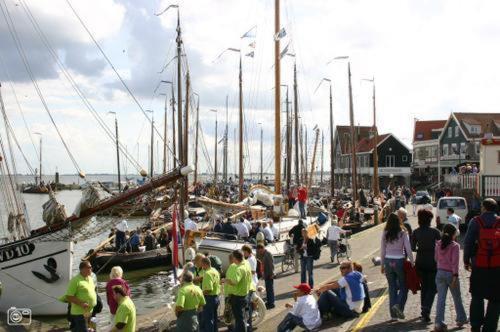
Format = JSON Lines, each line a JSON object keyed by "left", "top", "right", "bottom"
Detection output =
{"left": 278, "top": 260, "right": 371, "bottom": 332}
{"left": 213, "top": 214, "right": 279, "bottom": 243}
{"left": 109, "top": 219, "right": 162, "bottom": 253}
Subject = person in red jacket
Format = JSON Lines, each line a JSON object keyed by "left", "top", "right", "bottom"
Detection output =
{"left": 298, "top": 185, "right": 308, "bottom": 219}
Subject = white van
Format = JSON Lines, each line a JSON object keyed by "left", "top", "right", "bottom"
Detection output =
{"left": 436, "top": 196, "right": 468, "bottom": 230}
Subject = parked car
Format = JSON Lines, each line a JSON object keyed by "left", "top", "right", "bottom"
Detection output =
{"left": 415, "top": 190, "right": 431, "bottom": 204}
{"left": 436, "top": 196, "right": 468, "bottom": 230}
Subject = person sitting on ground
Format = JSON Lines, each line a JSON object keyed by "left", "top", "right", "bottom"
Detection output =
{"left": 316, "top": 260, "right": 366, "bottom": 319}
{"left": 277, "top": 283, "right": 322, "bottom": 332}
{"left": 143, "top": 229, "right": 157, "bottom": 251}
{"left": 352, "top": 262, "right": 372, "bottom": 313}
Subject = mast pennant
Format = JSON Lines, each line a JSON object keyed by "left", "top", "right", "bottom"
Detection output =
{"left": 241, "top": 25, "right": 257, "bottom": 38}
{"left": 246, "top": 51, "right": 255, "bottom": 58}
{"left": 280, "top": 42, "right": 290, "bottom": 59}
{"left": 274, "top": 27, "right": 286, "bottom": 41}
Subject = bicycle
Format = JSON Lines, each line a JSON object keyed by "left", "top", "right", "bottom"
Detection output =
{"left": 220, "top": 290, "right": 266, "bottom": 328}
{"left": 281, "top": 240, "right": 296, "bottom": 273}
{"left": 336, "top": 233, "right": 352, "bottom": 263}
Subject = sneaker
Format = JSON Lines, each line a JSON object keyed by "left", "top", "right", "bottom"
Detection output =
{"left": 391, "top": 305, "right": 405, "bottom": 319}
{"left": 265, "top": 303, "right": 275, "bottom": 310}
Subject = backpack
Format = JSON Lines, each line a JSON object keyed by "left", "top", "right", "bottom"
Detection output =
{"left": 475, "top": 216, "right": 500, "bottom": 268}
{"left": 256, "top": 258, "right": 264, "bottom": 279}
{"left": 312, "top": 238, "right": 322, "bottom": 260}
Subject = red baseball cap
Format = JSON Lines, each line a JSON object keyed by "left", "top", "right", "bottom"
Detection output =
{"left": 293, "top": 283, "right": 312, "bottom": 294}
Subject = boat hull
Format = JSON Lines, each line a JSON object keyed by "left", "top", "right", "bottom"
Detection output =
{"left": 89, "top": 248, "right": 171, "bottom": 273}
{"left": 0, "top": 231, "right": 72, "bottom": 315}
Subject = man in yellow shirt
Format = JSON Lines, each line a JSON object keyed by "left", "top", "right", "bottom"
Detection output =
{"left": 222, "top": 250, "right": 251, "bottom": 332}
{"left": 62, "top": 261, "right": 97, "bottom": 332}
{"left": 200, "top": 256, "right": 220, "bottom": 332}
{"left": 111, "top": 286, "right": 136, "bottom": 332}
{"left": 175, "top": 270, "right": 206, "bottom": 331}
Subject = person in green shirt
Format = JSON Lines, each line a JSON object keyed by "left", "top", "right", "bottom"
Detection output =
{"left": 222, "top": 250, "right": 251, "bottom": 332}
{"left": 61, "top": 260, "right": 97, "bottom": 332}
{"left": 175, "top": 270, "right": 205, "bottom": 332}
{"left": 111, "top": 285, "right": 136, "bottom": 332}
{"left": 200, "top": 256, "right": 221, "bottom": 332}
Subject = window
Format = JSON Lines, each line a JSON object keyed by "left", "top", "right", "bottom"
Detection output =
{"left": 448, "top": 127, "right": 452, "bottom": 138}
{"left": 455, "top": 126, "right": 460, "bottom": 137}
{"left": 402, "top": 155, "right": 408, "bottom": 162}
{"left": 451, "top": 143, "right": 458, "bottom": 155}
{"left": 442, "top": 144, "right": 449, "bottom": 156}
{"left": 460, "top": 142, "right": 466, "bottom": 155}
{"left": 475, "top": 142, "right": 480, "bottom": 155}
{"left": 385, "top": 155, "right": 395, "bottom": 167}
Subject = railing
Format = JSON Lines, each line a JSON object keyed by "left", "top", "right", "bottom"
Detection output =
{"left": 443, "top": 174, "right": 479, "bottom": 190}
{"left": 482, "top": 175, "right": 500, "bottom": 198}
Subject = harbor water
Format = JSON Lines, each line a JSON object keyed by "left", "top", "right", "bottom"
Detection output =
{"left": 21, "top": 188, "right": 175, "bottom": 329}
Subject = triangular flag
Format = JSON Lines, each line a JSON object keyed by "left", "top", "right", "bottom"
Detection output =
{"left": 248, "top": 41, "right": 256, "bottom": 49}
{"left": 246, "top": 51, "right": 255, "bottom": 58}
{"left": 274, "top": 27, "right": 286, "bottom": 41}
{"left": 280, "top": 43, "right": 290, "bottom": 59}
{"left": 241, "top": 25, "right": 257, "bottom": 39}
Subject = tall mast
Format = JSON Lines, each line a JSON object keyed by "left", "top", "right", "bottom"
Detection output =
{"left": 329, "top": 82, "right": 335, "bottom": 195}
{"left": 171, "top": 84, "right": 176, "bottom": 168}
{"left": 163, "top": 94, "right": 168, "bottom": 174}
{"left": 176, "top": 9, "right": 185, "bottom": 219}
{"left": 293, "top": 63, "right": 300, "bottom": 185}
{"left": 114, "top": 115, "right": 121, "bottom": 191}
{"left": 194, "top": 95, "right": 200, "bottom": 184}
{"left": 183, "top": 72, "right": 190, "bottom": 201}
{"left": 274, "top": 0, "right": 281, "bottom": 194}
{"left": 308, "top": 127, "right": 319, "bottom": 188}
{"left": 150, "top": 113, "right": 154, "bottom": 176}
{"left": 260, "top": 125, "right": 263, "bottom": 184}
{"left": 372, "top": 78, "right": 380, "bottom": 196}
{"left": 348, "top": 62, "right": 358, "bottom": 202}
{"left": 238, "top": 54, "right": 244, "bottom": 199}
{"left": 305, "top": 125, "right": 308, "bottom": 179}
{"left": 285, "top": 86, "right": 291, "bottom": 191}
{"left": 299, "top": 124, "right": 305, "bottom": 184}
{"left": 214, "top": 112, "right": 218, "bottom": 184}
{"left": 39, "top": 134, "right": 42, "bottom": 184}
{"left": 223, "top": 95, "right": 228, "bottom": 184}
{"left": 320, "top": 131, "right": 324, "bottom": 184}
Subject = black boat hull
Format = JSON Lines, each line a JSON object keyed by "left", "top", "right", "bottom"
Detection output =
{"left": 89, "top": 248, "right": 172, "bottom": 273}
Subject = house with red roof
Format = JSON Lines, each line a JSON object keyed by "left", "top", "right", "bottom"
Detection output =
{"left": 333, "top": 125, "right": 412, "bottom": 190}
{"left": 412, "top": 119, "right": 446, "bottom": 186}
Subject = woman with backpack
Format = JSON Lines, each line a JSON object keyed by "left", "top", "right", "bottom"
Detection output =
{"left": 434, "top": 224, "right": 468, "bottom": 331}
{"left": 380, "top": 213, "right": 414, "bottom": 320}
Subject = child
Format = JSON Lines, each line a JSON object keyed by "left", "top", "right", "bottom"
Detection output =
{"left": 433, "top": 224, "right": 468, "bottom": 331}
{"left": 278, "top": 283, "right": 322, "bottom": 332}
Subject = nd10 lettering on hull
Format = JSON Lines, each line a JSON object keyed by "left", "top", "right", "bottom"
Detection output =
{"left": 0, "top": 243, "right": 35, "bottom": 262}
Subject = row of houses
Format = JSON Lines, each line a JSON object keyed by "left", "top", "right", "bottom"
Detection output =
{"left": 332, "top": 112, "right": 500, "bottom": 198}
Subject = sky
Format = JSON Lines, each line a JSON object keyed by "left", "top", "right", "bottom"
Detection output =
{"left": 1, "top": 0, "right": 500, "bottom": 176}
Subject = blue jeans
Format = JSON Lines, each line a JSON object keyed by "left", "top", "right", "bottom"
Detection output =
{"left": 300, "top": 256, "right": 314, "bottom": 288}
{"left": 299, "top": 201, "right": 306, "bottom": 219}
{"left": 318, "top": 290, "right": 357, "bottom": 318}
{"left": 435, "top": 270, "right": 467, "bottom": 328}
{"left": 69, "top": 315, "right": 87, "bottom": 332}
{"left": 230, "top": 295, "right": 247, "bottom": 332}
{"left": 201, "top": 295, "right": 219, "bottom": 332}
{"left": 265, "top": 278, "right": 275, "bottom": 307}
{"left": 277, "top": 312, "right": 307, "bottom": 332}
{"left": 384, "top": 258, "right": 408, "bottom": 317}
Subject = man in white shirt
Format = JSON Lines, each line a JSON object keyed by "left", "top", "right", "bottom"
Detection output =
{"left": 316, "top": 261, "right": 365, "bottom": 319}
{"left": 326, "top": 218, "right": 347, "bottom": 262}
{"left": 269, "top": 219, "right": 279, "bottom": 240}
{"left": 278, "top": 283, "right": 322, "bottom": 332}
{"left": 234, "top": 218, "right": 250, "bottom": 240}
{"left": 184, "top": 213, "right": 198, "bottom": 232}
{"left": 262, "top": 223, "right": 274, "bottom": 243}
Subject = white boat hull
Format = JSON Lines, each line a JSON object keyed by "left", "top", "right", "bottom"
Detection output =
{"left": 0, "top": 231, "right": 73, "bottom": 315}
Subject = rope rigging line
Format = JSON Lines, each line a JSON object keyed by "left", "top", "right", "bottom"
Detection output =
{"left": 18, "top": 0, "right": 148, "bottom": 174}
{"left": 0, "top": 53, "right": 39, "bottom": 160}
{"left": 0, "top": 0, "right": 82, "bottom": 174}
{"left": 64, "top": 0, "right": 182, "bottom": 168}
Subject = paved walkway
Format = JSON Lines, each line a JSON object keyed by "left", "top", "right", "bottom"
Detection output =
{"left": 257, "top": 210, "right": 474, "bottom": 332}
